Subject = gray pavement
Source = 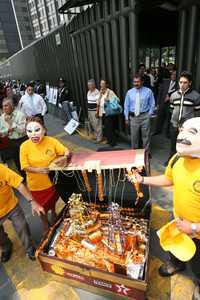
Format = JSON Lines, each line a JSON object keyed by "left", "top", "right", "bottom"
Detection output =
{"left": 0, "top": 113, "right": 174, "bottom": 300}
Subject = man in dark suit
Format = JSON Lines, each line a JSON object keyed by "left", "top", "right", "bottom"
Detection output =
{"left": 57, "top": 78, "right": 73, "bottom": 125}
{"left": 154, "top": 70, "right": 176, "bottom": 137}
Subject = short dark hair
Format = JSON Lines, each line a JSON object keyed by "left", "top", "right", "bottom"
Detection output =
{"left": 133, "top": 73, "right": 144, "bottom": 81}
{"left": 179, "top": 71, "right": 192, "bottom": 82}
{"left": 26, "top": 116, "right": 46, "bottom": 129}
{"left": 138, "top": 63, "right": 146, "bottom": 69}
{"left": 100, "top": 79, "right": 109, "bottom": 86}
{"left": 26, "top": 82, "right": 34, "bottom": 88}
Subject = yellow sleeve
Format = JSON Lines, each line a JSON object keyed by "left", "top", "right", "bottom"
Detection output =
{"left": 20, "top": 143, "right": 30, "bottom": 170}
{"left": 3, "top": 165, "right": 23, "bottom": 188}
{"left": 53, "top": 138, "right": 68, "bottom": 156}
{"left": 164, "top": 154, "right": 177, "bottom": 181}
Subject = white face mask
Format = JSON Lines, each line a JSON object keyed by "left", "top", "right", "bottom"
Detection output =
{"left": 26, "top": 121, "right": 45, "bottom": 144}
{"left": 176, "top": 117, "right": 200, "bottom": 158}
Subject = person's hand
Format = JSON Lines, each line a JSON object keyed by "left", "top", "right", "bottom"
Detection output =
{"left": 31, "top": 200, "right": 45, "bottom": 216}
{"left": 125, "top": 120, "right": 129, "bottom": 128}
{"left": 8, "top": 128, "right": 14, "bottom": 135}
{"left": 132, "top": 171, "right": 143, "bottom": 183}
{"left": 95, "top": 112, "right": 99, "bottom": 119}
{"left": 165, "top": 95, "right": 170, "bottom": 102}
{"left": 4, "top": 115, "right": 11, "bottom": 122}
{"left": 176, "top": 218, "right": 193, "bottom": 235}
{"left": 37, "top": 167, "right": 49, "bottom": 174}
{"left": 54, "top": 154, "right": 72, "bottom": 167}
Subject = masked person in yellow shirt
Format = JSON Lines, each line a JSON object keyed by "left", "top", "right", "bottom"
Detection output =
{"left": 20, "top": 117, "right": 71, "bottom": 234}
{"left": 0, "top": 163, "right": 44, "bottom": 262}
{"left": 134, "top": 117, "right": 200, "bottom": 300}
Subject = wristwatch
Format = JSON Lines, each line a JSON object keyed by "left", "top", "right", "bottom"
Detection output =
{"left": 191, "top": 223, "right": 198, "bottom": 236}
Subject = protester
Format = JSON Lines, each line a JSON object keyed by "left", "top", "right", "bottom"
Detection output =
{"left": 57, "top": 78, "right": 73, "bottom": 125}
{"left": 0, "top": 97, "right": 27, "bottom": 175}
{"left": 97, "top": 79, "right": 120, "bottom": 146}
{"left": 87, "top": 79, "right": 100, "bottom": 142}
{"left": 134, "top": 117, "right": 200, "bottom": 300}
{"left": 124, "top": 74, "right": 155, "bottom": 153}
{"left": 18, "top": 82, "right": 47, "bottom": 123}
{"left": 0, "top": 163, "right": 44, "bottom": 262}
{"left": 20, "top": 116, "right": 71, "bottom": 233}
{"left": 168, "top": 71, "right": 200, "bottom": 160}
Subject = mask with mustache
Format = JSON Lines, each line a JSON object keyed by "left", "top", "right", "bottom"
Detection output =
{"left": 176, "top": 117, "right": 200, "bottom": 158}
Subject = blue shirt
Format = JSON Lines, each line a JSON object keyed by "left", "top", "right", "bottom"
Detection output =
{"left": 124, "top": 86, "right": 155, "bottom": 120}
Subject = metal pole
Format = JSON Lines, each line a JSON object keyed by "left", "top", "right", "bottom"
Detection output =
{"left": 186, "top": 5, "right": 198, "bottom": 72}
{"left": 176, "top": 8, "right": 187, "bottom": 76}
{"left": 129, "top": 6, "right": 138, "bottom": 77}
{"left": 194, "top": 19, "right": 200, "bottom": 90}
{"left": 10, "top": 0, "right": 24, "bottom": 48}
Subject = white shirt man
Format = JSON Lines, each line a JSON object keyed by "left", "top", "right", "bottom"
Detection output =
{"left": 18, "top": 84, "right": 47, "bottom": 118}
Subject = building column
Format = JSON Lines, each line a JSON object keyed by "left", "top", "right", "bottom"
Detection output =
{"left": 176, "top": 8, "right": 187, "bottom": 76}
{"left": 195, "top": 18, "right": 200, "bottom": 90}
{"left": 129, "top": 0, "right": 138, "bottom": 77}
{"left": 186, "top": 5, "right": 198, "bottom": 72}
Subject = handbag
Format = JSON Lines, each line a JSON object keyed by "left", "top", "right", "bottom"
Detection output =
{"left": 104, "top": 96, "right": 122, "bottom": 116}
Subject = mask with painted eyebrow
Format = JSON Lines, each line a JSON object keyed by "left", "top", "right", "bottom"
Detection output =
{"left": 26, "top": 121, "right": 45, "bottom": 144}
{"left": 176, "top": 117, "right": 200, "bottom": 158}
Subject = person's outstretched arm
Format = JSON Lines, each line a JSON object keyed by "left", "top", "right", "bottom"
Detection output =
{"left": 135, "top": 173, "right": 173, "bottom": 187}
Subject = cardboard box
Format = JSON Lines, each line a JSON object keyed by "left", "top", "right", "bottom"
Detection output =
{"left": 37, "top": 149, "right": 151, "bottom": 300}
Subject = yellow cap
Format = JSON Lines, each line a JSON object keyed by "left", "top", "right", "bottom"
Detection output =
{"left": 157, "top": 220, "right": 196, "bottom": 262}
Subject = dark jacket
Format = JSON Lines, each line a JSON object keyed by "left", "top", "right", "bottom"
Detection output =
{"left": 157, "top": 79, "right": 177, "bottom": 106}
{"left": 57, "top": 86, "right": 72, "bottom": 105}
{"left": 170, "top": 88, "right": 200, "bottom": 127}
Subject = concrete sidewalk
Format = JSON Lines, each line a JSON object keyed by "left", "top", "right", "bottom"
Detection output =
{"left": 0, "top": 113, "right": 195, "bottom": 300}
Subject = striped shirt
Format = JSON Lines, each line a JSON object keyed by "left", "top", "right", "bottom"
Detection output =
{"left": 87, "top": 88, "right": 100, "bottom": 110}
{"left": 170, "top": 89, "right": 200, "bottom": 127}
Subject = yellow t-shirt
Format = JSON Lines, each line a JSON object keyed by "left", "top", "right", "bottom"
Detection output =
{"left": 20, "top": 136, "right": 67, "bottom": 191}
{"left": 0, "top": 164, "right": 23, "bottom": 218}
{"left": 164, "top": 155, "right": 200, "bottom": 223}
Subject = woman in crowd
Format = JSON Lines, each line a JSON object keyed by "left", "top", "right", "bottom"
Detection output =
{"left": 20, "top": 116, "right": 71, "bottom": 234}
{"left": 97, "top": 79, "right": 120, "bottom": 147}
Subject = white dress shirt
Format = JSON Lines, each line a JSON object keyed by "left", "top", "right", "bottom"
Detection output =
{"left": 18, "top": 92, "right": 47, "bottom": 117}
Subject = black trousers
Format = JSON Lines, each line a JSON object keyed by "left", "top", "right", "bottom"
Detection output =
{"left": 104, "top": 115, "right": 118, "bottom": 146}
{"left": 156, "top": 102, "right": 171, "bottom": 135}
{"left": 169, "top": 125, "right": 179, "bottom": 158}
{"left": 169, "top": 238, "right": 200, "bottom": 284}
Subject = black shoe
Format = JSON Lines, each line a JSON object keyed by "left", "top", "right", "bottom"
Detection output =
{"left": 1, "top": 241, "right": 13, "bottom": 263}
{"left": 158, "top": 261, "right": 185, "bottom": 277}
{"left": 26, "top": 246, "right": 36, "bottom": 261}
{"left": 193, "top": 285, "right": 200, "bottom": 300}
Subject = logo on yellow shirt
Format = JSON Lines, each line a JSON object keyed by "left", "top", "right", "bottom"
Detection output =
{"left": 193, "top": 180, "right": 200, "bottom": 193}
{"left": 45, "top": 149, "right": 54, "bottom": 156}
